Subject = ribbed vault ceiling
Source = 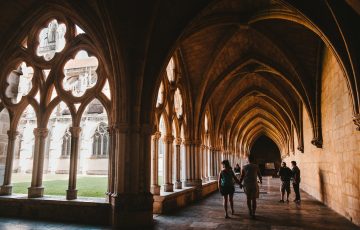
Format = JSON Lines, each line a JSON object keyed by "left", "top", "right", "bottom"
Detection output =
{"left": 178, "top": 0, "right": 324, "bottom": 157}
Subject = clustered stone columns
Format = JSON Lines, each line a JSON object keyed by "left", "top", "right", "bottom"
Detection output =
{"left": 28, "top": 127, "right": 49, "bottom": 198}
{"left": 193, "top": 140, "right": 202, "bottom": 187}
{"left": 174, "top": 137, "right": 182, "bottom": 189}
{"left": 110, "top": 124, "right": 153, "bottom": 228}
{"left": 150, "top": 132, "right": 161, "bottom": 195}
{"left": 200, "top": 144, "right": 206, "bottom": 181}
{"left": 202, "top": 145, "right": 208, "bottom": 181}
{"left": 163, "top": 135, "right": 174, "bottom": 192}
{"left": 0, "top": 130, "right": 19, "bottom": 195}
{"left": 66, "top": 127, "right": 81, "bottom": 200}
{"left": 208, "top": 147, "right": 216, "bottom": 180}
{"left": 183, "top": 139, "right": 192, "bottom": 186}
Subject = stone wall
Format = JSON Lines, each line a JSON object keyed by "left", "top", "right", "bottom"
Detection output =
{"left": 284, "top": 47, "right": 360, "bottom": 226}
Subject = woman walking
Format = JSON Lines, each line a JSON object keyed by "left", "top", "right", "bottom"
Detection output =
{"left": 218, "top": 160, "right": 241, "bottom": 218}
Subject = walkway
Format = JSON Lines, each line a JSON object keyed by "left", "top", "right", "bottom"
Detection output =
{"left": 0, "top": 178, "right": 358, "bottom": 229}
{"left": 153, "top": 177, "right": 359, "bottom": 229}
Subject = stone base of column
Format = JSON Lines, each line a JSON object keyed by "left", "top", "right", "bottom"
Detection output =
{"left": 163, "top": 183, "right": 174, "bottom": 192}
{"left": 66, "top": 189, "right": 77, "bottom": 200}
{"left": 28, "top": 186, "right": 44, "bottom": 198}
{"left": 105, "top": 192, "right": 112, "bottom": 202}
{"left": 209, "top": 176, "right": 217, "bottom": 181}
{"left": 0, "top": 185, "right": 12, "bottom": 195}
{"left": 111, "top": 193, "right": 153, "bottom": 228}
{"left": 150, "top": 185, "right": 161, "bottom": 195}
{"left": 175, "top": 181, "right": 182, "bottom": 189}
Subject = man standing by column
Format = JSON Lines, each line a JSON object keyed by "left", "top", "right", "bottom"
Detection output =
{"left": 291, "top": 161, "right": 301, "bottom": 203}
{"left": 278, "top": 162, "right": 292, "bottom": 203}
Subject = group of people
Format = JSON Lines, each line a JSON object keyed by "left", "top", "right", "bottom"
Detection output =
{"left": 218, "top": 156, "right": 301, "bottom": 219}
{"left": 278, "top": 161, "right": 301, "bottom": 203}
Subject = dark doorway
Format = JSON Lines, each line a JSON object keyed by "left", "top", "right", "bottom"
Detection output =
{"left": 250, "top": 135, "right": 281, "bottom": 176}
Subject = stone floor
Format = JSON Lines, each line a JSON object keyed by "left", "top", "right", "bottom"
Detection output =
{"left": 0, "top": 217, "right": 109, "bottom": 230}
{"left": 0, "top": 177, "right": 359, "bottom": 229}
{"left": 153, "top": 177, "right": 360, "bottom": 230}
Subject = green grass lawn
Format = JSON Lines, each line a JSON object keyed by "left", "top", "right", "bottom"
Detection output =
{"left": 12, "top": 174, "right": 108, "bottom": 198}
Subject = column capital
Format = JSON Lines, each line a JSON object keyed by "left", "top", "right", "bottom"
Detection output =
{"left": 162, "top": 135, "right": 174, "bottom": 144}
{"left": 175, "top": 137, "right": 182, "bottom": 145}
{"left": 33, "top": 128, "right": 49, "bottom": 138}
{"left": 69, "top": 127, "right": 81, "bottom": 138}
{"left": 7, "top": 130, "right": 19, "bottom": 140}
{"left": 353, "top": 114, "right": 360, "bottom": 131}
{"left": 153, "top": 131, "right": 161, "bottom": 140}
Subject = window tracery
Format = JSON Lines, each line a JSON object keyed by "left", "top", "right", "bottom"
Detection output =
{"left": 61, "top": 128, "right": 71, "bottom": 158}
{"left": 92, "top": 123, "right": 109, "bottom": 157}
{"left": 0, "top": 15, "right": 112, "bottom": 198}
{"left": 37, "top": 19, "right": 66, "bottom": 61}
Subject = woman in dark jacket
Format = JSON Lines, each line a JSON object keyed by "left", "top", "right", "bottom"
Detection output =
{"left": 218, "top": 160, "right": 241, "bottom": 218}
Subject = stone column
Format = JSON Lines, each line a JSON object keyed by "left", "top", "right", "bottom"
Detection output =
{"left": 174, "top": 137, "right": 182, "bottom": 189}
{"left": 183, "top": 139, "right": 192, "bottom": 186}
{"left": 208, "top": 147, "right": 214, "bottom": 180}
{"left": 201, "top": 145, "right": 206, "bottom": 181}
{"left": 111, "top": 123, "right": 153, "bottom": 228}
{"left": 28, "top": 128, "right": 48, "bottom": 198}
{"left": 66, "top": 127, "right": 81, "bottom": 200}
{"left": 0, "top": 130, "right": 19, "bottom": 195}
{"left": 193, "top": 140, "right": 202, "bottom": 187}
{"left": 106, "top": 125, "right": 117, "bottom": 201}
{"left": 163, "top": 135, "right": 174, "bottom": 192}
{"left": 210, "top": 148, "right": 217, "bottom": 180}
{"left": 150, "top": 132, "right": 161, "bottom": 195}
{"left": 203, "top": 145, "right": 209, "bottom": 181}
{"left": 215, "top": 150, "right": 221, "bottom": 176}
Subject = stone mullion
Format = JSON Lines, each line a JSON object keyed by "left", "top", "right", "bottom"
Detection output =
{"left": 0, "top": 130, "right": 19, "bottom": 195}
{"left": 28, "top": 128, "right": 48, "bottom": 198}
{"left": 113, "top": 125, "right": 125, "bottom": 195}
{"left": 163, "top": 135, "right": 174, "bottom": 192}
{"left": 174, "top": 137, "right": 182, "bottom": 189}
{"left": 150, "top": 132, "right": 161, "bottom": 195}
{"left": 106, "top": 125, "right": 117, "bottom": 200}
{"left": 66, "top": 127, "right": 81, "bottom": 200}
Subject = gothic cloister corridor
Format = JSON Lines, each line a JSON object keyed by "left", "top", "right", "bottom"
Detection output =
{"left": 0, "top": 0, "right": 360, "bottom": 229}
{"left": 0, "top": 178, "right": 358, "bottom": 229}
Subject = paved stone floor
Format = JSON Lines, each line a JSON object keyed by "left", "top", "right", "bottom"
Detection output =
{"left": 0, "top": 177, "right": 359, "bottom": 229}
{"left": 153, "top": 177, "right": 360, "bottom": 230}
{"left": 0, "top": 217, "right": 109, "bottom": 230}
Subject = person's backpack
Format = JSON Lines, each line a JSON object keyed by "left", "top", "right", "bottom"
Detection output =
{"left": 220, "top": 170, "right": 233, "bottom": 187}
